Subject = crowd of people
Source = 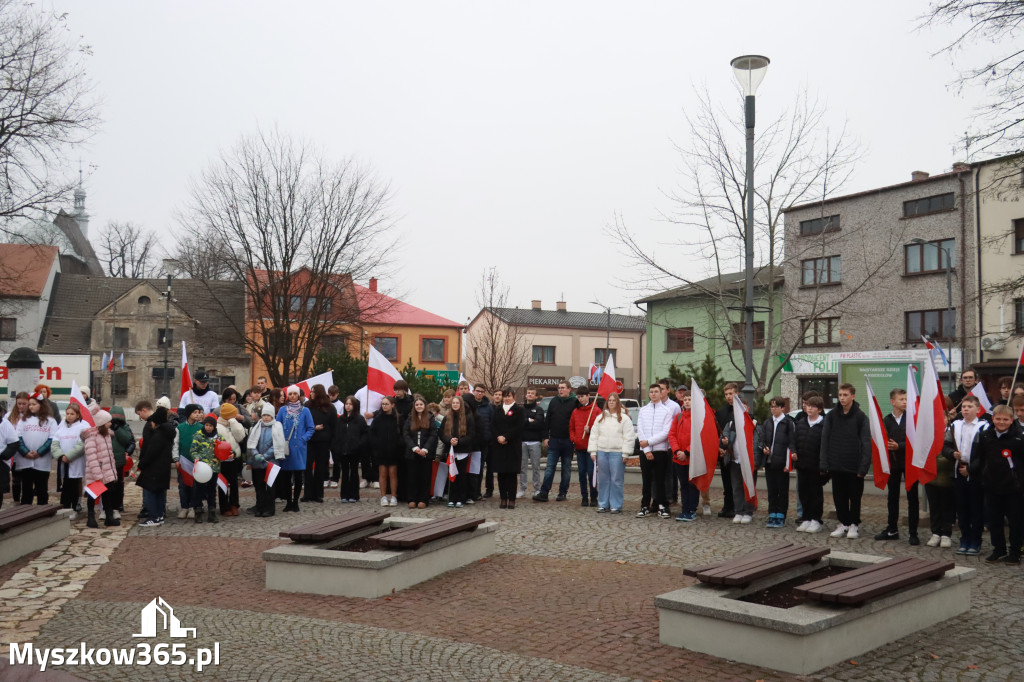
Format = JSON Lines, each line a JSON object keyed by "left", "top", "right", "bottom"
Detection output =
{"left": 0, "top": 369, "right": 1021, "bottom": 562}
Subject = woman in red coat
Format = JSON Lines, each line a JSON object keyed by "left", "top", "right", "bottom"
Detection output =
{"left": 668, "top": 391, "right": 700, "bottom": 522}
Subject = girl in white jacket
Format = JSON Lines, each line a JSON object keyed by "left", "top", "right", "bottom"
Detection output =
{"left": 52, "top": 405, "right": 88, "bottom": 512}
{"left": 587, "top": 393, "right": 636, "bottom": 513}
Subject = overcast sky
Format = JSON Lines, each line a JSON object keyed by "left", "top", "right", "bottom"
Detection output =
{"left": 54, "top": 1, "right": 984, "bottom": 326}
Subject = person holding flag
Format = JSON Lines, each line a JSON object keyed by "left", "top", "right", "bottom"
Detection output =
{"left": 819, "top": 383, "right": 871, "bottom": 539}
{"left": 723, "top": 395, "right": 757, "bottom": 524}
{"left": 246, "top": 403, "right": 286, "bottom": 517}
{"left": 667, "top": 390, "right": 699, "bottom": 522}
{"left": 179, "top": 364, "right": 220, "bottom": 414}
{"left": 569, "top": 387, "right": 601, "bottom": 507}
{"left": 942, "top": 394, "right": 989, "bottom": 553}
{"left": 588, "top": 392, "right": 635, "bottom": 514}
{"left": 440, "top": 394, "right": 476, "bottom": 508}
{"left": 80, "top": 406, "right": 120, "bottom": 528}
{"left": 172, "top": 404, "right": 204, "bottom": 519}
{"left": 874, "top": 389, "right": 921, "bottom": 546}
{"left": 189, "top": 414, "right": 221, "bottom": 523}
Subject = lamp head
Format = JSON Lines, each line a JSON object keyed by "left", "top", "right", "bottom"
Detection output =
{"left": 730, "top": 55, "right": 770, "bottom": 96}
{"left": 910, "top": 238, "right": 926, "bottom": 245}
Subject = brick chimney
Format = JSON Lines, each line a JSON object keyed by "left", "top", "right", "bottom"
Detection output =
{"left": 369, "top": 277, "right": 378, "bottom": 292}
{"left": 911, "top": 170, "right": 930, "bottom": 181}
{"left": 556, "top": 301, "right": 567, "bottom": 312}
{"left": 952, "top": 162, "right": 970, "bottom": 172}
{"left": 531, "top": 299, "right": 541, "bottom": 310}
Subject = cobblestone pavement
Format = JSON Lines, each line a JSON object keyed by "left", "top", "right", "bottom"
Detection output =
{"left": 4, "top": 480, "right": 1023, "bottom": 680}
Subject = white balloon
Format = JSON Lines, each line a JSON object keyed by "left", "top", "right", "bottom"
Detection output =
{"left": 193, "top": 460, "right": 213, "bottom": 484}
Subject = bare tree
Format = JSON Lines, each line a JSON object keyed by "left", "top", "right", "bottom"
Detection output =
{"left": 164, "top": 226, "right": 239, "bottom": 281}
{"left": 466, "top": 267, "right": 531, "bottom": 390}
{"left": 177, "top": 129, "right": 395, "bottom": 386}
{"left": 97, "top": 221, "right": 159, "bottom": 278}
{"left": 924, "top": 1, "right": 1024, "bottom": 157}
{"left": 615, "top": 87, "right": 906, "bottom": 395}
{"left": 0, "top": 1, "right": 98, "bottom": 229}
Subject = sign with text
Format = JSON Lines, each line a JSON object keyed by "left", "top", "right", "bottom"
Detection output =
{"left": 0, "top": 354, "right": 91, "bottom": 397}
{"left": 527, "top": 376, "right": 564, "bottom": 388}
{"left": 839, "top": 361, "right": 922, "bottom": 411}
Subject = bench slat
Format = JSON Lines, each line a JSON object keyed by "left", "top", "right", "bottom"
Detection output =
{"left": 0, "top": 504, "right": 61, "bottom": 532}
{"left": 695, "top": 545, "right": 821, "bottom": 582}
{"left": 280, "top": 512, "right": 390, "bottom": 542}
{"left": 831, "top": 562, "right": 953, "bottom": 604}
{"left": 794, "top": 558, "right": 955, "bottom": 605}
{"left": 683, "top": 543, "right": 795, "bottom": 578}
{"left": 370, "top": 517, "right": 484, "bottom": 549}
{"left": 794, "top": 557, "right": 918, "bottom": 596}
{"left": 710, "top": 547, "right": 831, "bottom": 586}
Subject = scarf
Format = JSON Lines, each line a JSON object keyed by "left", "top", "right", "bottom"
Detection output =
{"left": 285, "top": 400, "right": 303, "bottom": 420}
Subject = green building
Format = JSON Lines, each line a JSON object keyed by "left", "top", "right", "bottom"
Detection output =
{"left": 636, "top": 269, "right": 784, "bottom": 392}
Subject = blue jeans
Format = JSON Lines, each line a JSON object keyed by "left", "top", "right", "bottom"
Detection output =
{"left": 596, "top": 451, "right": 625, "bottom": 511}
{"left": 673, "top": 461, "right": 700, "bottom": 515}
{"left": 541, "top": 437, "right": 573, "bottom": 496}
{"left": 576, "top": 450, "right": 597, "bottom": 501}
{"left": 142, "top": 488, "right": 166, "bottom": 521}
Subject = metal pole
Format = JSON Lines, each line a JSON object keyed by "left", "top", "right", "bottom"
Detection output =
{"left": 741, "top": 94, "right": 756, "bottom": 410}
{"left": 162, "top": 275, "right": 172, "bottom": 397}
{"left": 605, "top": 307, "right": 611, "bottom": 367}
{"left": 944, "top": 245, "right": 954, "bottom": 394}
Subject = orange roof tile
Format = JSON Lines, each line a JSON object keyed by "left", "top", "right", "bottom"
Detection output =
{"left": 0, "top": 244, "right": 59, "bottom": 298}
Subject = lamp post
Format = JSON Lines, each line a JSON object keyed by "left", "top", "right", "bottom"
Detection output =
{"left": 731, "top": 54, "right": 770, "bottom": 410}
{"left": 590, "top": 301, "right": 613, "bottom": 372}
{"left": 911, "top": 238, "right": 955, "bottom": 393}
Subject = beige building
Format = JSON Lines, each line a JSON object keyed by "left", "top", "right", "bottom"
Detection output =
{"left": 465, "top": 301, "right": 646, "bottom": 398}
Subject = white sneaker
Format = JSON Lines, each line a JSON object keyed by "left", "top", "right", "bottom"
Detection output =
{"left": 380, "top": 496, "right": 389, "bottom": 507}
{"left": 371, "top": 481, "right": 380, "bottom": 489}
{"left": 330, "top": 481, "right": 338, "bottom": 488}
{"left": 740, "top": 515, "right": 752, "bottom": 524}
{"left": 186, "top": 508, "right": 194, "bottom": 519}
{"left": 703, "top": 505, "right": 712, "bottom": 516}
{"left": 323, "top": 480, "right": 330, "bottom": 488}
{"left": 927, "top": 534, "right": 941, "bottom": 547}
{"left": 359, "top": 479, "right": 368, "bottom": 489}
{"left": 389, "top": 496, "right": 398, "bottom": 507}
{"left": 940, "top": 535, "right": 952, "bottom": 548}
{"left": 516, "top": 490, "right": 525, "bottom": 499}
{"left": 830, "top": 524, "right": 849, "bottom": 538}
{"left": 846, "top": 524, "right": 859, "bottom": 539}
{"left": 796, "top": 520, "right": 811, "bottom": 532}
{"left": 113, "top": 510, "right": 121, "bottom": 520}
{"left": 806, "top": 520, "right": 822, "bottom": 533}
{"left": 733, "top": 515, "right": 744, "bottom": 524}
{"left": 177, "top": 508, "right": 188, "bottom": 519}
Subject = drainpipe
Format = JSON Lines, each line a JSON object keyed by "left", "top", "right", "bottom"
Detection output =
{"left": 959, "top": 173, "right": 968, "bottom": 370}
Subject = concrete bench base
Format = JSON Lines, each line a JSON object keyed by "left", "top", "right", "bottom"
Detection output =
{"left": 263, "top": 517, "right": 498, "bottom": 599}
{"left": 655, "top": 551, "right": 974, "bottom": 675}
{"left": 0, "top": 510, "right": 72, "bottom": 566}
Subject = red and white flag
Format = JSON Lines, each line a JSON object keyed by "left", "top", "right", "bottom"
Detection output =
{"left": 731, "top": 395, "right": 757, "bottom": 504}
{"left": 905, "top": 366, "right": 919, "bottom": 490}
{"left": 447, "top": 446, "right": 457, "bottom": 481}
{"left": 217, "top": 473, "right": 229, "bottom": 494}
{"left": 70, "top": 380, "right": 95, "bottom": 427}
{"left": 265, "top": 461, "right": 281, "bottom": 487}
{"left": 968, "top": 384, "right": 993, "bottom": 416}
{"left": 909, "top": 349, "right": 945, "bottom": 487}
{"left": 362, "top": 345, "right": 404, "bottom": 415}
{"left": 865, "top": 377, "right": 891, "bottom": 491}
{"left": 107, "top": 349, "right": 115, "bottom": 372}
{"left": 688, "top": 379, "right": 720, "bottom": 492}
{"left": 180, "top": 341, "right": 194, "bottom": 403}
{"left": 178, "top": 457, "right": 194, "bottom": 487}
{"left": 432, "top": 460, "right": 448, "bottom": 497}
{"left": 596, "top": 354, "right": 617, "bottom": 398}
{"left": 85, "top": 480, "right": 107, "bottom": 499}
{"left": 784, "top": 450, "right": 794, "bottom": 473}
{"left": 295, "top": 370, "right": 335, "bottom": 398}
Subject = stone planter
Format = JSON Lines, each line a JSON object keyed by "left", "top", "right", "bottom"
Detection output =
{"left": 263, "top": 516, "right": 498, "bottom": 599}
{"left": 0, "top": 510, "right": 72, "bottom": 566}
{"left": 655, "top": 551, "right": 975, "bottom": 675}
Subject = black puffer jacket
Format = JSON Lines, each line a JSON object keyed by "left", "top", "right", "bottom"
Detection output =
{"left": 308, "top": 403, "right": 337, "bottom": 444}
{"left": 137, "top": 407, "right": 176, "bottom": 491}
{"left": 819, "top": 401, "right": 871, "bottom": 476}
{"left": 521, "top": 400, "right": 546, "bottom": 442}
{"left": 969, "top": 423, "right": 1024, "bottom": 495}
{"left": 792, "top": 415, "right": 823, "bottom": 472}
{"left": 545, "top": 396, "right": 579, "bottom": 439}
{"left": 332, "top": 413, "right": 367, "bottom": 459}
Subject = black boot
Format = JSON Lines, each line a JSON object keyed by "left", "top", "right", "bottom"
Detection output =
{"left": 86, "top": 499, "right": 98, "bottom": 528}
{"left": 104, "top": 508, "right": 120, "bottom": 527}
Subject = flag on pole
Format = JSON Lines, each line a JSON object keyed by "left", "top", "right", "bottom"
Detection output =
{"left": 731, "top": 395, "right": 757, "bottom": 504}
{"left": 107, "top": 350, "right": 115, "bottom": 372}
{"left": 910, "top": 346, "right": 946, "bottom": 487}
{"left": 432, "top": 460, "right": 447, "bottom": 497}
{"left": 458, "top": 373, "right": 473, "bottom": 391}
{"left": 596, "top": 354, "right": 617, "bottom": 398}
{"left": 447, "top": 446, "right": 457, "bottom": 481}
{"left": 865, "top": 377, "right": 891, "bottom": 491}
{"left": 216, "top": 473, "right": 229, "bottom": 494}
{"left": 905, "top": 366, "right": 920, "bottom": 490}
{"left": 968, "top": 383, "right": 993, "bottom": 416}
{"left": 180, "top": 341, "right": 194, "bottom": 403}
{"left": 178, "top": 457, "right": 194, "bottom": 487}
{"left": 688, "top": 379, "right": 719, "bottom": 492}
{"left": 295, "top": 370, "right": 335, "bottom": 398}
{"left": 100, "top": 352, "right": 108, "bottom": 373}
{"left": 70, "top": 380, "right": 95, "bottom": 427}
{"left": 588, "top": 363, "right": 603, "bottom": 383}
{"left": 265, "top": 461, "right": 281, "bottom": 487}
{"left": 363, "top": 345, "right": 404, "bottom": 415}
{"left": 85, "top": 481, "right": 107, "bottom": 499}
{"left": 119, "top": 353, "right": 124, "bottom": 370}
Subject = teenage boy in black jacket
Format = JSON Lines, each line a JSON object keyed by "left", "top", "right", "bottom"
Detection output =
{"left": 875, "top": 388, "right": 920, "bottom": 545}
{"left": 715, "top": 382, "right": 739, "bottom": 518}
{"left": 967, "top": 405, "right": 1024, "bottom": 563}
{"left": 819, "top": 383, "right": 871, "bottom": 540}
{"left": 519, "top": 388, "right": 546, "bottom": 498}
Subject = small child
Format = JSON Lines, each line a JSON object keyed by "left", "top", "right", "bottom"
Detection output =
{"left": 52, "top": 405, "right": 87, "bottom": 512}
{"left": 1012, "top": 395, "right": 1024, "bottom": 429}
{"left": 172, "top": 404, "right": 204, "bottom": 519}
{"left": 190, "top": 414, "right": 220, "bottom": 524}
{"left": 942, "top": 395, "right": 988, "bottom": 554}
{"left": 246, "top": 404, "right": 285, "bottom": 517}
{"left": 968, "top": 404, "right": 1024, "bottom": 563}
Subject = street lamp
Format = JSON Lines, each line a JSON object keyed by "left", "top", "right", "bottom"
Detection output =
{"left": 911, "top": 237, "right": 955, "bottom": 392}
{"left": 730, "top": 54, "right": 769, "bottom": 410}
{"left": 590, "top": 301, "right": 613, "bottom": 371}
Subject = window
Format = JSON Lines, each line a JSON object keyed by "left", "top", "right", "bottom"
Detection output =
{"left": 113, "top": 327, "right": 129, "bottom": 349}
{"left": 157, "top": 328, "right": 173, "bottom": 349}
{"left": 731, "top": 321, "right": 765, "bottom": 349}
{"left": 373, "top": 336, "right": 399, "bottom": 362}
{"left": 799, "top": 215, "right": 840, "bottom": 236}
{"left": 903, "top": 193, "right": 954, "bottom": 218}
{"left": 420, "top": 337, "right": 446, "bottom": 363}
{"left": 906, "top": 309, "right": 956, "bottom": 341}
{"left": 137, "top": 295, "right": 151, "bottom": 305}
{"left": 594, "top": 348, "right": 616, "bottom": 366}
{"left": 532, "top": 345, "right": 555, "bottom": 364}
{"left": 111, "top": 372, "right": 128, "bottom": 396}
{"left": 1014, "top": 219, "right": 1024, "bottom": 254}
{"left": 905, "top": 238, "right": 956, "bottom": 274}
{"left": 1016, "top": 300, "right": 1024, "bottom": 334}
{"left": 321, "top": 334, "right": 348, "bottom": 353}
{"left": 0, "top": 318, "right": 15, "bottom": 341}
{"left": 802, "top": 317, "right": 841, "bottom": 346}
{"left": 801, "top": 255, "right": 841, "bottom": 285}
{"left": 666, "top": 327, "right": 694, "bottom": 352}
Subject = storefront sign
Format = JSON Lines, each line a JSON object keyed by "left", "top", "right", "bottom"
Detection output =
{"left": 0, "top": 354, "right": 91, "bottom": 397}
{"left": 527, "top": 376, "right": 564, "bottom": 388}
{"left": 782, "top": 348, "right": 962, "bottom": 375}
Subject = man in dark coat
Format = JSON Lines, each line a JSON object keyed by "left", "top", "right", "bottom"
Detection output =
{"left": 819, "top": 383, "right": 870, "bottom": 539}
{"left": 135, "top": 401, "right": 177, "bottom": 526}
{"left": 875, "top": 388, "right": 920, "bottom": 545}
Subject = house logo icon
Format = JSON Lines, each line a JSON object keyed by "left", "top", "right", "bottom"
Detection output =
{"left": 132, "top": 597, "right": 197, "bottom": 638}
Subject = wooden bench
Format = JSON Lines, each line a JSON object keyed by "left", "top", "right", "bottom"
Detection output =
{"left": 368, "top": 517, "right": 484, "bottom": 550}
{"left": 0, "top": 504, "right": 61, "bottom": 533}
{"left": 683, "top": 542, "right": 831, "bottom": 587}
{"left": 793, "top": 557, "right": 955, "bottom": 606}
{"left": 280, "top": 512, "right": 390, "bottom": 543}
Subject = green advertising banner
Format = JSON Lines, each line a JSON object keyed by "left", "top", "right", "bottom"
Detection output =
{"left": 838, "top": 361, "right": 923, "bottom": 410}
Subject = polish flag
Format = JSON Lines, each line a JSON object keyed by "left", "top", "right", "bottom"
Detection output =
{"left": 731, "top": 395, "right": 757, "bottom": 504}
{"left": 85, "top": 480, "right": 107, "bottom": 499}
{"left": 100, "top": 352, "right": 108, "bottom": 373}
{"left": 910, "top": 348, "right": 945, "bottom": 486}
{"left": 107, "top": 349, "right": 115, "bottom": 372}
{"left": 216, "top": 473, "right": 229, "bottom": 494}
{"left": 458, "top": 373, "right": 473, "bottom": 391}
{"left": 178, "top": 457, "right": 194, "bottom": 487}
{"left": 969, "top": 384, "right": 993, "bottom": 416}
{"left": 363, "top": 345, "right": 403, "bottom": 414}
{"left": 295, "top": 370, "right": 335, "bottom": 398}
{"left": 265, "top": 461, "right": 281, "bottom": 487}
{"left": 596, "top": 354, "right": 617, "bottom": 398}
{"left": 70, "top": 380, "right": 95, "bottom": 427}
{"left": 180, "top": 341, "right": 194, "bottom": 403}
{"left": 688, "top": 379, "right": 720, "bottom": 492}
{"left": 905, "top": 366, "right": 920, "bottom": 490}
{"left": 784, "top": 450, "right": 793, "bottom": 473}
{"left": 432, "top": 460, "right": 447, "bottom": 497}
{"left": 447, "top": 446, "right": 457, "bottom": 481}
{"left": 865, "top": 377, "right": 891, "bottom": 491}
